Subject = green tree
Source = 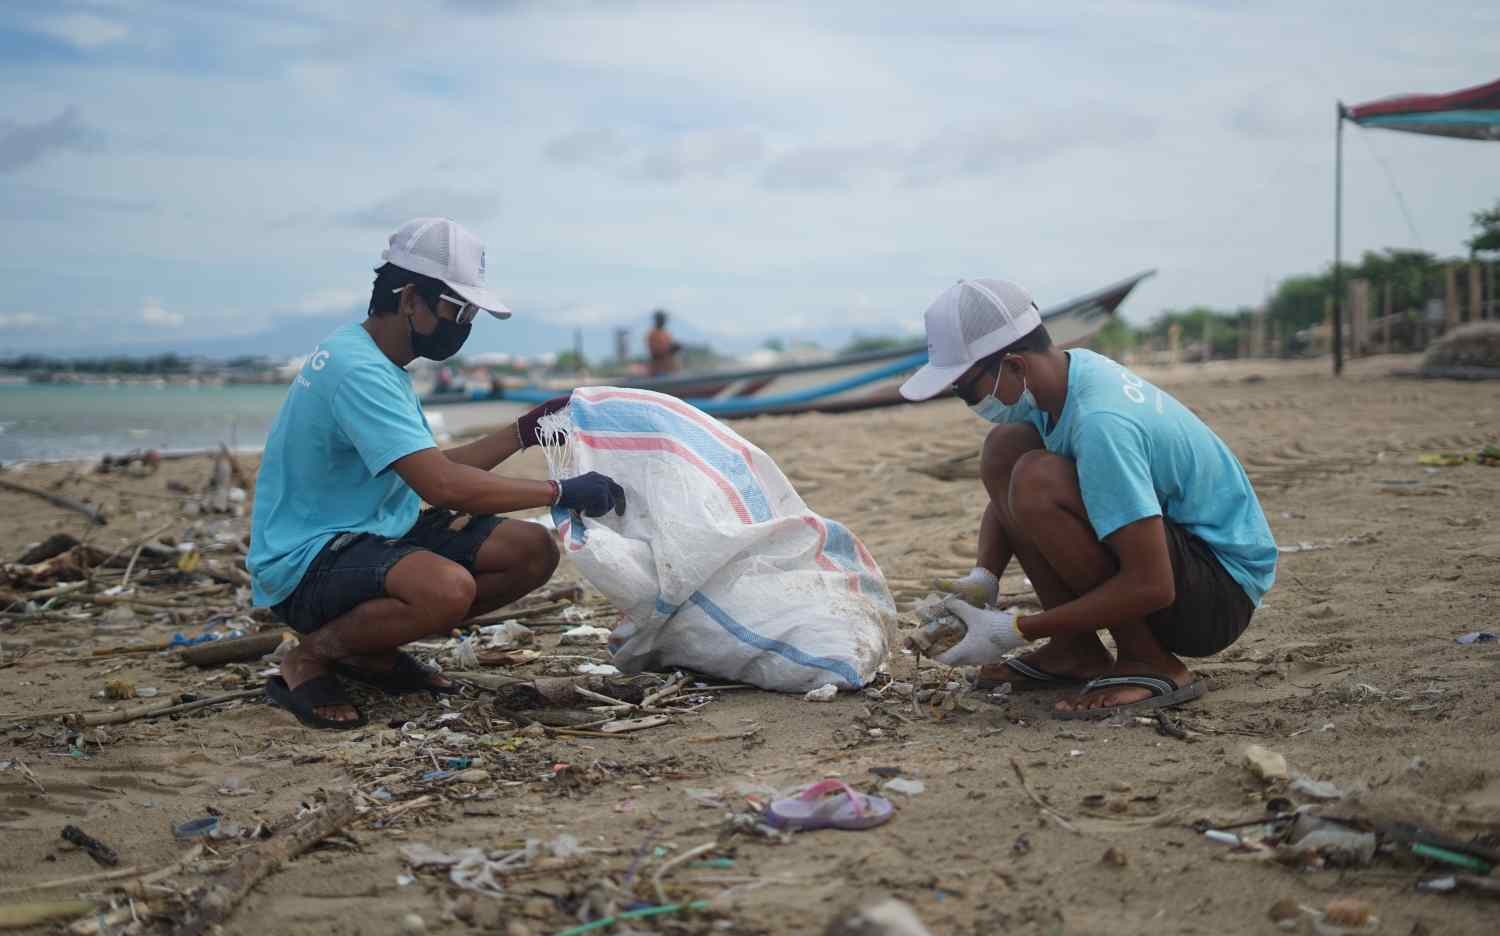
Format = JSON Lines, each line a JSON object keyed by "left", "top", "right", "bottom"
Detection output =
{"left": 1470, "top": 198, "right": 1500, "bottom": 255}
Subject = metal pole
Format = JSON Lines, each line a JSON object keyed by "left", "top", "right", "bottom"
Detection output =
{"left": 1333, "top": 102, "right": 1345, "bottom": 376}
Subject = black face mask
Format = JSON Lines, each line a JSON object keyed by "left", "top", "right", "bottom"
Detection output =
{"left": 409, "top": 314, "right": 471, "bottom": 362}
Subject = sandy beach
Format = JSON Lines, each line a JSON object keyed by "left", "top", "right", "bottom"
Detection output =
{"left": 3, "top": 354, "right": 1499, "bottom": 935}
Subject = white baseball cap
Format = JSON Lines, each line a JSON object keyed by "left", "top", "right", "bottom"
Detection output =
{"left": 899, "top": 279, "right": 1042, "bottom": 401}
{"left": 382, "top": 217, "right": 511, "bottom": 319}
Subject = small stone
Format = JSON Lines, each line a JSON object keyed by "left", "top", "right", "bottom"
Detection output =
{"left": 1267, "top": 897, "right": 1300, "bottom": 929}
{"left": 1323, "top": 897, "right": 1372, "bottom": 927}
{"left": 104, "top": 680, "right": 136, "bottom": 700}
{"left": 1108, "top": 780, "right": 1132, "bottom": 793}
{"left": 1241, "top": 744, "right": 1289, "bottom": 782}
{"left": 505, "top": 921, "right": 533, "bottom": 936}
{"left": 453, "top": 768, "right": 490, "bottom": 784}
{"left": 1107, "top": 798, "right": 1129, "bottom": 814}
{"left": 401, "top": 912, "right": 427, "bottom": 935}
{"left": 519, "top": 723, "right": 546, "bottom": 738}
{"left": 1101, "top": 846, "right": 1128, "bottom": 867}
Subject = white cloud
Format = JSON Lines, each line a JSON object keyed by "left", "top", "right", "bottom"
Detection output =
{"left": 293, "top": 286, "right": 364, "bottom": 316}
{"left": 36, "top": 13, "right": 129, "bottom": 49}
{"left": 140, "top": 299, "right": 184, "bottom": 328}
{"left": 0, "top": 312, "right": 49, "bottom": 331}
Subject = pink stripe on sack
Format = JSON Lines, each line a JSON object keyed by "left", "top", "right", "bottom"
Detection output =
{"left": 579, "top": 387, "right": 763, "bottom": 472}
{"left": 575, "top": 431, "right": 754, "bottom": 524}
{"left": 800, "top": 516, "right": 860, "bottom": 595}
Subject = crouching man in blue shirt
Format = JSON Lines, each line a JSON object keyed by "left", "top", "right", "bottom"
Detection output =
{"left": 249, "top": 218, "right": 624, "bottom": 729}
{"left": 900, "top": 279, "right": 1276, "bottom": 718}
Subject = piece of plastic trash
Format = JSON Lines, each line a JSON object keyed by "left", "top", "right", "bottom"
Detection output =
{"left": 1241, "top": 744, "right": 1290, "bottom": 782}
{"left": 803, "top": 684, "right": 838, "bottom": 702}
{"left": 1290, "top": 777, "right": 1345, "bottom": 801}
{"left": 881, "top": 778, "right": 925, "bottom": 796}
{"left": 1287, "top": 815, "right": 1376, "bottom": 866}
{"left": 173, "top": 816, "right": 219, "bottom": 839}
{"left": 1203, "top": 829, "right": 1241, "bottom": 846}
{"left": 1456, "top": 631, "right": 1497, "bottom": 645}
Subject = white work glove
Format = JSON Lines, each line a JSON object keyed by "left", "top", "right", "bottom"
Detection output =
{"left": 933, "top": 567, "right": 999, "bottom": 608}
{"left": 932, "top": 597, "right": 1030, "bottom": 667}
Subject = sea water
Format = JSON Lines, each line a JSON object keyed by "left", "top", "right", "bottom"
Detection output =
{"left": 0, "top": 382, "right": 291, "bottom": 463}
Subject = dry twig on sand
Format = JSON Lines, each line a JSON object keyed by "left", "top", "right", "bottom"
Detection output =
{"left": 0, "top": 478, "right": 106, "bottom": 525}
{"left": 170, "top": 793, "right": 357, "bottom": 936}
{"left": 64, "top": 688, "right": 262, "bottom": 728}
{"left": 1010, "top": 756, "right": 1080, "bottom": 835}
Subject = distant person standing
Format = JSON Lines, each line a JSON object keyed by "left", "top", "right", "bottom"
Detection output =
{"left": 646, "top": 309, "right": 683, "bottom": 376}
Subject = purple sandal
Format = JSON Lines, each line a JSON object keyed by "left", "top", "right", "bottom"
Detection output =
{"left": 765, "top": 779, "right": 894, "bottom": 831}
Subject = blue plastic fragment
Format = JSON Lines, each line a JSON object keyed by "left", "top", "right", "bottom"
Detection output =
{"left": 173, "top": 816, "right": 219, "bottom": 839}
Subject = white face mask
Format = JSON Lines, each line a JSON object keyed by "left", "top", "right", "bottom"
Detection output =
{"left": 967, "top": 367, "right": 1037, "bottom": 424}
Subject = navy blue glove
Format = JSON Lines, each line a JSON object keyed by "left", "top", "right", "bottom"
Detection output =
{"left": 516, "top": 396, "right": 571, "bottom": 449}
{"left": 556, "top": 471, "right": 626, "bottom": 518}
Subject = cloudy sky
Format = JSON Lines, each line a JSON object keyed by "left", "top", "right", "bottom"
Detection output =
{"left": 1, "top": 0, "right": 1496, "bottom": 359}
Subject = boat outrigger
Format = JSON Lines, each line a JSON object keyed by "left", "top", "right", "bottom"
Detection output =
{"left": 425, "top": 270, "right": 1154, "bottom": 420}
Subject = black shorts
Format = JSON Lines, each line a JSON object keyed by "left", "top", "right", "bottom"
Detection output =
{"left": 272, "top": 509, "right": 503, "bottom": 635}
{"left": 1146, "top": 519, "right": 1255, "bottom": 657}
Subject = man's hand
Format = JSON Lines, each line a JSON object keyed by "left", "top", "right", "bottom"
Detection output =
{"left": 516, "top": 396, "right": 572, "bottom": 449}
{"left": 556, "top": 471, "right": 627, "bottom": 517}
{"left": 933, "top": 597, "right": 1030, "bottom": 666}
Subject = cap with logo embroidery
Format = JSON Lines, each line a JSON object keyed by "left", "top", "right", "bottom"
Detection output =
{"left": 899, "top": 279, "right": 1042, "bottom": 401}
{"left": 382, "top": 217, "right": 511, "bottom": 319}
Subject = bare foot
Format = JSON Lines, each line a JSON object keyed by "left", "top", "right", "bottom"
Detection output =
{"left": 279, "top": 646, "right": 360, "bottom": 723}
{"left": 1053, "top": 654, "right": 1194, "bottom": 714}
{"left": 977, "top": 635, "right": 1113, "bottom": 688}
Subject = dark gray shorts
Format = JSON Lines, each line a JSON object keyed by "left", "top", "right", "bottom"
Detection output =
{"left": 273, "top": 509, "right": 503, "bottom": 635}
{"left": 1147, "top": 519, "right": 1255, "bottom": 657}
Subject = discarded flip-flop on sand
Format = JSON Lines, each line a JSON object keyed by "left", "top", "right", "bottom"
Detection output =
{"left": 765, "top": 779, "right": 894, "bottom": 832}
{"left": 265, "top": 675, "right": 368, "bottom": 730}
{"left": 1053, "top": 674, "right": 1205, "bottom": 721}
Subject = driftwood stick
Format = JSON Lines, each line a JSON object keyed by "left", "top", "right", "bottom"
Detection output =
{"left": 1010, "top": 756, "right": 1080, "bottom": 835}
{"left": 0, "top": 867, "right": 141, "bottom": 898}
{"left": 171, "top": 794, "right": 357, "bottom": 936}
{"left": 0, "top": 478, "right": 106, "bottom": 525}
{"left": 65, "top": 688, "right": 262, "bottom": 728}
{"left": 119, "top": 522, "right": 176, "bottom": 588}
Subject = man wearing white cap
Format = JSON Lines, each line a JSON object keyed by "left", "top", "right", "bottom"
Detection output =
{"left": 249, "top": 218, "right": 625, "bottom": 729}
{"left": 900, "top": 279, "right": 1276, "bottom": 718}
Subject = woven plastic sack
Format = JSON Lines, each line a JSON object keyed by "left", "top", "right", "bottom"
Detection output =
{"left": 538, "top": 387, "right": 894, "bottom": 693}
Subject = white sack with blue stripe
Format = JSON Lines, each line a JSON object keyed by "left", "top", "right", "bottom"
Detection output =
{"left": 538, "top": 387, "right": 894, "bottom": 693}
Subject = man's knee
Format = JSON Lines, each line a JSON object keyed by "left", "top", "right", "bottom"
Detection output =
{"left": 527, "top": 523, "right": 560, "bottom": 582}
{"left": 392, "top": 556, "right": 476, "bottom": 628}
{"left": 1008, "top": 450, "right": 1078, "bottom": 528}
{"left": 981, "top": 424, "right": 1043, "bottom": 486}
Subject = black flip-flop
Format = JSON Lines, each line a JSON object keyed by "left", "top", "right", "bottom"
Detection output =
{"left": 975, "top": 654, "right": 1088, "bottom": 692}
{"left": 264, "top": 675, "right": 368, "bottom": 730}
{"left": 1052, "top": 673, "right": 1205, "bottom": 721}
{"left": 331, "top": 651, "right": 458, "bottom": 697}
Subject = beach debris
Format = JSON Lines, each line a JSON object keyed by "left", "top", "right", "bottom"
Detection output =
{"left": 173, "top": 817, "right": 220, "bottom": 840}
{"left": 1290, "top": 777, "right": 1346, "bottom": 801}
{"left": 881, "top": 778, "right": 925, "bottom": 797}
{"left": 804, "top": 684, "right": 838, "bottom": 702}
{"left": 15, "top": 533, "right": 82, "bottom": 565}
{"left": 400, "top": 913, "right": 427, "bottom": 936}
{"left": 0, "top": 477, "right": 107, "bottom": 525}
{"left": 823, "top": 897, "right": 934, "bottom": 936}
{"left": 1456, "top": 631, "right": 1497, "bottom": 645}
{"left": 178, "top": 631, "right": 286, "bottom": 667}
{"left": 97, "top": 449, "right": 161, "bottom": 476}
{"left": 103, "top": 680, "right": 136, "bottom": 701}
{"left": 1267, "top": 897, "right": 1301, "bottom": 930}
{"left": 1417, "top": 874, "right": 1500, "bottom": 898}
{"left": 903, "top": 611, "right": 966, "bottom": 657}
{"left": 558, "top": 625, "right": 610, "bottom": 645}
{"left": 476, "top": 620, "right": 534, "bottom": 649}
{"left": 1241, "top": 744, "right": 1290, "bottom": 782}
{"left": 1286, "top": 815, "right": 1376, "bottom": 866}
{"left": 173, "top": 793, "right": 357, "bottom": 934}
{"left": 1101, "top": 846, "right": 1129, "bottom": 867}
{"left": 765, "top": 780, "right": 895, "bottom": 832}
{"left": 400, "top": 835, "right": 592, "bottom": 898}
{"left": 574, "top": 662, "right": 619, "bottom": 676}
{"left": 1310, "top": 897, "right": 1378, "bottom": 935}
{"left": 60, "top": 825, "right": 118, "bottom": 867}
{"left": 63, "top": 687, "right": 263, "bottom": 728}
{"left": 452, "top": 769, "right": 490, "bottom": 784}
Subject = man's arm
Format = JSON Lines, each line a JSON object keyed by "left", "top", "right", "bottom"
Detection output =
{"left": 1016, "top": 516, "right": 1176, "bottom": 640}
{"left": 393, "top": 448, "right": 556, "bottom": 515}
{"left": 444, "top": 424, "right": 523, "bottom": 472}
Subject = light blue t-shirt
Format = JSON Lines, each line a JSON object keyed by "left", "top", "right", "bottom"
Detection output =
{"left": 1040, "top": 349, "right": 1277, "bottom": 605}
{"left": 248, "top": 324, "right": 436, "bottom": 607}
